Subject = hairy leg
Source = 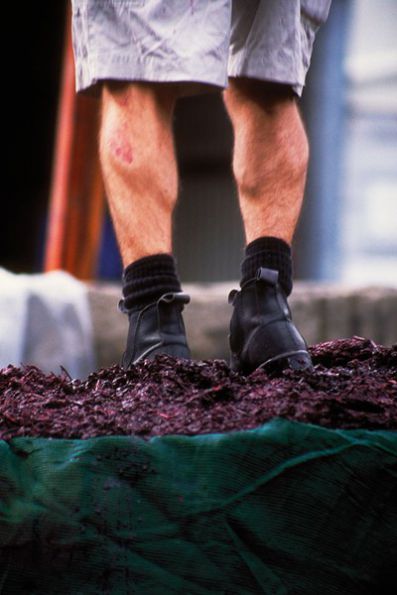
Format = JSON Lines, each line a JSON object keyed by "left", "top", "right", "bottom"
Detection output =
{"left": 99, "top": 82, "right": 179, "bottom": 266}
{"left": 223, "top": 79, "right": 309, "bottom": 245}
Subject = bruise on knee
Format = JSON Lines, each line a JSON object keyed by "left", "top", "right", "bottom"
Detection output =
{"left": 108, "top": 128, "right": 134, "bottom": 165}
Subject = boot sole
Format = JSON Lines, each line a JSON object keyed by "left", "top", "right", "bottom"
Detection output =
{"left": 230, "top": 349, "right": 313, "bottom": 375}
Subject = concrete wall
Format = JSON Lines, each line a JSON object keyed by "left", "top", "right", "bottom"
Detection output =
{"left": 87, "top": 282, "right": 397, "bottom": 369}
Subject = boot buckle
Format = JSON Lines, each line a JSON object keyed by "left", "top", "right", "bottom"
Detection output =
{"left": 256, "top": 267, "right": 279, "bottom": 285}
{"left": 158, "top": 292, "right": 191, "bottom": 306}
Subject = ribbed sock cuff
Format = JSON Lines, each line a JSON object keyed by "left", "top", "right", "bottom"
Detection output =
{"left": 122, "top": 253, "right": 182, "bottom": 311}
{"left": 241, "top": 236, "right": 293, "bottom": 295}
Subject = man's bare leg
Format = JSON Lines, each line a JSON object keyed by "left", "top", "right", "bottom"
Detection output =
{"left": 223, "top": 79, "right": 312, "bottom": 374}
{"left": 99, "top": 82, "right": 191, "bottom": 367}
{"left": 100, "top": 82, "right": 179, "bottom": 265}
{"left": 223, "top": 79, "right": 309, "bottom": 246}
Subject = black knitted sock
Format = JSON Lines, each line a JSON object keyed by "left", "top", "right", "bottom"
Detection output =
{"left": 121, "top": 253, "right": 182, "bottom": 311}
{"left": 240, "top": 236, "right": 293, "bottom": 296}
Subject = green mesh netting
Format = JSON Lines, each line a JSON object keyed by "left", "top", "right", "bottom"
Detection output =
{"left": 0, "top": 419, "right": 396, "bottom": 594}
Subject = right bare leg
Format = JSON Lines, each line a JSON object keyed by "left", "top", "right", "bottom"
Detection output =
{"left": 99, "top": 82, "right": 179, "bottom": 266}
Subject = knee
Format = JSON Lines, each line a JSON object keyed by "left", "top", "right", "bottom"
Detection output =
{"left": 99, "top": 82, "right": 178, "bottom": 211}
{"left": 99, "top": 82, "right": 178, "bottom": 173}
{"left": 102, "top": 81, "right": 179, "bottom": 116}
{"left": 225, "top": 80, "right": 309, "bottom": 196}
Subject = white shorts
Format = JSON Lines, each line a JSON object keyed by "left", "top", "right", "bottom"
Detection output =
{"left": 71, "top": 0, "right": 332, "bottom": 97}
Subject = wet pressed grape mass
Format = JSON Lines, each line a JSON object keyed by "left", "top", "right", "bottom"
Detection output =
{"left": 0, "top": 337, "right": 396, "bottom": 440}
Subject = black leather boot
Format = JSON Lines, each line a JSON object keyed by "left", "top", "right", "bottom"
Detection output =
{"left": 228, "top": 267, "right": 312, "bottom": 375}
{"left": 119, "top": 292, "right": 191, "bottom": 369}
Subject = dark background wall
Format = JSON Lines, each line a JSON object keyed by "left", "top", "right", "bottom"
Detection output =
{"left": 2, "top": 4, "right": 65, "bottom": 272}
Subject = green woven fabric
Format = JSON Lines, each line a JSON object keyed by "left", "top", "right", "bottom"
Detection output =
{"left": 0, "top": 419, "right": 396, "bottom": 594}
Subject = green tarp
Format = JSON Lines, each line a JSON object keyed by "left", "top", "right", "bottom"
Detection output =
{"left": 0, "top": 419, "right": 396, "bottom": 594}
